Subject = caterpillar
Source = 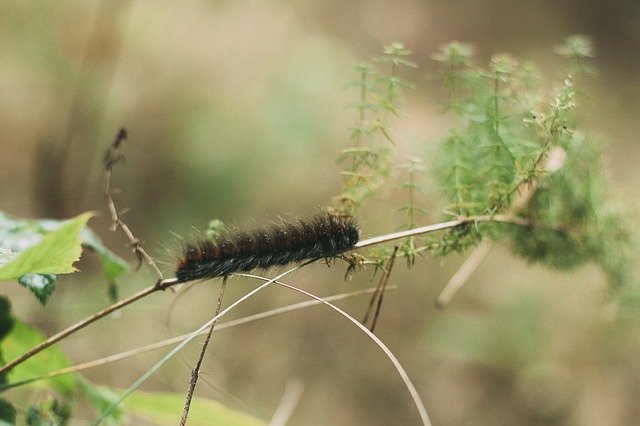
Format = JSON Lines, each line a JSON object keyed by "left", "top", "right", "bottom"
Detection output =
{"left": 175, "top": 213, "right": 359, "bottom": 282}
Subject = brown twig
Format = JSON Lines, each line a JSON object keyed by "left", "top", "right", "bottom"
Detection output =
{"left": 0, "top": 214, "right": 544, "bottom": 377}
{"left": 180, "top": 277, "right": 228, "bottom": 425}
{"left": 363, "top": 246, "right": 398, "bottom": 332}
{"left": 369, "top": 246, "right": 397, "bottom": 332}
{"left": 104, "top": 128, "right": 164, "bottom": 280}
{"left": 0, "top": 283, "right": 161, "bottom": 376}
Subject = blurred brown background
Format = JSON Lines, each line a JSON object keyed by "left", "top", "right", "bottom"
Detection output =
{"left": 1, "top": 1, "right": 639, "bottom": 425}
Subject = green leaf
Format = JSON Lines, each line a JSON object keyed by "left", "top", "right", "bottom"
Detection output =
{"left": 80, "top": 228, "right": 130, "bottom": 286}
{"left": 0, "top": 211, "right": 129, "bottom": 301}
{"left": 0, "top": 296, "right": 15, "bottom": 387}
{"left": 0, "top": 212, "right": 93, "bottom": 280}
{"left": 2, "top": 320, "right": 75, "bottom": 394}
{"left": 124, "top": 390, "right": 266, "bottom": 426}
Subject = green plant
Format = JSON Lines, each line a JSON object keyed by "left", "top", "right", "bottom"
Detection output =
{"left": 0, "top": 37, "right": 633, "bottom": 425}
{"left": 339, "top": 39, "right": 631, "bottom": 290}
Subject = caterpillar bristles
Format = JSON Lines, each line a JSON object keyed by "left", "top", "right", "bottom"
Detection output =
{"left": 176, "top": 213, "right": 359, "bottom": 282}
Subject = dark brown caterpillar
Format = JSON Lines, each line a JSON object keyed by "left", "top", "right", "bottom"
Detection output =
{"left": 175, "top": 213, "right": 359, "bottom": 282}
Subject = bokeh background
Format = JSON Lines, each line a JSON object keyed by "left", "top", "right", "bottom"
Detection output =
{"left": 1, "top": 1, "right": 639, "bottom": 425}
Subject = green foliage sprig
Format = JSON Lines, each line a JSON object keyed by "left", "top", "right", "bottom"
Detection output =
{"left": 344, "top": 36, "right": 631, "bottom": 289}
{"left": 333, "top": 43, "right": 416, "bottom": 216}
{"left": 398, "top": 158, "right": 427, "bottom": 267}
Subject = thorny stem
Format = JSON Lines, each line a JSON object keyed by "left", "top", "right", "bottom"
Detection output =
{"left": 104, "top": 128, "right": 163, "bottom": 280}
{"left": 180, "top": 277, "right": 228, "bottom": 425}
{"left": 407, "top": 164, "right": 416, "bottom": 230}
{"left": 354, "top": 67, "right": 369, "bottom": 151}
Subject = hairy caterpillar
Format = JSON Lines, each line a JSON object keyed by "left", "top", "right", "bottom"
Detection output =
{"left": 176, "top": 213, "right": 359, "bottom": 282}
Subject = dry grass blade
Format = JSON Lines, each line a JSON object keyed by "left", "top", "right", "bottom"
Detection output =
{"left": 269, "top": 378, "right": 304, "bottom": 426}
{"left": 436, "top": 240, "right": 493, "bottom": 308}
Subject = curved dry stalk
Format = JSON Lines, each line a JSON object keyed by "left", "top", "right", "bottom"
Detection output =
{"left": 240, "top": 273, "right": 432, "bottom": 426}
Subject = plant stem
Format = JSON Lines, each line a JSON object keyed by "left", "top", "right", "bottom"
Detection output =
{"left": 0, "top": 214, "right": 540, "bottom": 376}
{"left": 180, "top": 277, "right": 228, "bottom": 425}
{"left": 355, "top": 214, "right": 532, "bottom": 249}
{"left": 104, "top": 129, "right": 164, "bottom": 280}
{"left": 0, "top": 283, "right": 161, "bottom": 376}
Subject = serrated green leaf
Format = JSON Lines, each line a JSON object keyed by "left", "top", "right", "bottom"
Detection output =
{"left": 17, "top": 274, "right": 56, "bottom": 305}
{"left": 124, "top": 391, "right": 266, "bottom": 426}
{"left": 0, "top": 211, "right": 129, "bottom": 294}
{"left": 0, "top": 212, "right": 93, "bottom": 281}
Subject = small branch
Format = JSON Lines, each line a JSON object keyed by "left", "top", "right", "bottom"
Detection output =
{"left": 103, "top": 128, "right": 164, "bottom": 280}
{"left": 355, "top": 214, "right": 532, "bottom": 249}
{"left": 0, "top": 214, "right": 541, "bottom": 376}
{"left": 369, "top": 246, "right": 397, "bottom": 332}
{"left": 0, "top": 284, "right": 160, "bottom": 376}
{"left": 436, "top": 240, "right": 493, "bottom": 308}
{"left": 493, "top": 114, "right": 561, "bottom": 214}
{"left": 180, "top": 277, "right": 228, "bottom": 426}
{"left": 0, "top": 277, "right": 180, "bottom": 376}
{"left": 363, "top": 246, "right": 398, "bottom": 332}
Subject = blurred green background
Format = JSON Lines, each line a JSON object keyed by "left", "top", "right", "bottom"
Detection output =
{"left": 1, "top": 1, "right": 639, "bottom": 425}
